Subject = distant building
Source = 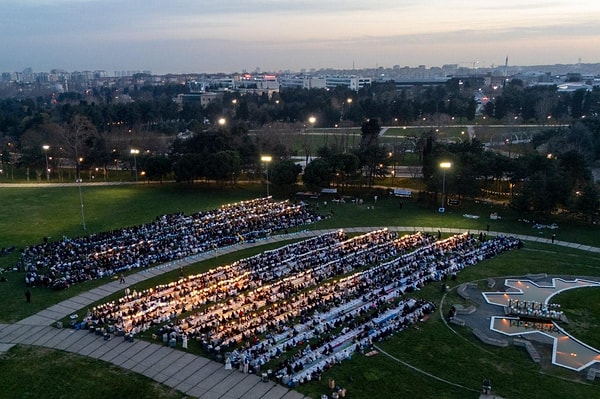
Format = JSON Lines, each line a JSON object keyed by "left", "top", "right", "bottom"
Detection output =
{"left": 279, "top": 74, "right": 370, "bottom": 91}
{"left": 279, "top": 75, "right": 325, "bottom": 90}
{"left": 391, "top": 77, "right": 451, "bottom": 89}
{"left": 237, "top": 73, "right": 279, "bottom": 90}
{"left": 556, "top": 83, "right": 593, "bottom": 92}
{"left": 174, "top": 92, "right": 221, "bottom": 107}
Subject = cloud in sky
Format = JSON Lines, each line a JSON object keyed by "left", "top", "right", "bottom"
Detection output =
{"left": 1, "top": 0, "right": 599, "bottom": 73}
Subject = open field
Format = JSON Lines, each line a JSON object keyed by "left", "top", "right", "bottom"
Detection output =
{"left": 1, "top": 183, "right": 599, "bottom": 399}
{"left": 1, "top": 182, "right": 598, "bottom": 323}
{"left": 0, "top": 345, "right": 187, "bottom": 399}
{"left": 553, "top": 286, "right": 600, "bottom": 350}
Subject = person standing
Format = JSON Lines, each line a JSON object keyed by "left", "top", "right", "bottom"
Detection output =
{"left": 482, "top": 378, "right": 492, "bottom": 395}
{"left": 119, "top": 273, "right": 125, "bottom": 284}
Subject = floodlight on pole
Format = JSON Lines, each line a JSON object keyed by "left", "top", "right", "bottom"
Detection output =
{"left": 260, "top": 155, "right": 272, "bottom": 198}
{"left": 42, "top": 145, "right": 50, "bottom": 181}
{"left": 130, "top": 148, "right": 140, "bottom": 182}
{"left": 75, "top": 155, "right": 86, "bottom": 231}
{"left": 439, "top": 162, "right": 452, "bottom": 213}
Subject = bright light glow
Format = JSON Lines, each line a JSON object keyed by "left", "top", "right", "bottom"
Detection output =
{"left": 260, "top": 155, "right": 272, "bottom": 163}
{"left": 130, "top": 148, "right": 140, "bottom": 155}
{"left": 218, "top": 118, "right": 226, "bottom": 126}
{"left": 308, "top": 116, "right": 316, "bottom": 124}
{"left": 42, "top": 145, "right": 50, "bottom": 150}
{"left": 440, "top": 162, "right": 452, "bottom": 169}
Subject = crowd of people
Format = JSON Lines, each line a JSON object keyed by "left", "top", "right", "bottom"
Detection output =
{"left": 76, "top": 227, "right": 522, "bottom": 386}
{"left": 20, "top": 197, "right": 325, "bottom": 290}
{"left": 506, "top": 299, "right": 564, "bottom": 321}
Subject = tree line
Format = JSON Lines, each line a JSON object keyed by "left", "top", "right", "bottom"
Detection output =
{"left": 0, "top": 78, "right": 599, "bottom": 216}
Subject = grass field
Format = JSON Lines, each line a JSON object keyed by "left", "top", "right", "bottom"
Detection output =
{"left": 1, "top": 182, "right": 599, "bottom": 399}
{"left": 0, "top": 345, "right": 187, "bottom": 399}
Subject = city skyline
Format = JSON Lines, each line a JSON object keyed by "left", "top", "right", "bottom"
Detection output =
{"left": 2, "top": 0, "right": 600, "bottom": 75}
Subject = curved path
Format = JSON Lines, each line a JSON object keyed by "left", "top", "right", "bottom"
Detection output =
{"left": 0, "top": 226, "right": 598, "bottom": 399}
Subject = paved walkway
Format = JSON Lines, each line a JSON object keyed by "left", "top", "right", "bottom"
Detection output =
{"left": 0, "top": 226, "right": 598, "bottom": 399}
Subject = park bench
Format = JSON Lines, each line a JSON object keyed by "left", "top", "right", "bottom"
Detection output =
{"left": 586, "top": 367, "right": 600, "bottom": 381}
{"left": 525, "top": 273, "right": 547, "bottom": 281}
{"left": 449, "top": 317, "right": 466, "bottom": 326}
{"left": 457, "top": 284, "right": 470, "bottom": 300}
{"left": 453, "top": 304, "right": 476, "bottom": 315}
{"left": 473, "top": 328, "right": 509, "bottom": 347}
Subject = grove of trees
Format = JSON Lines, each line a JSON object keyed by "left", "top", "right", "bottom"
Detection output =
{"left": 0, "top": 77, "right": 599, "bottom": 217}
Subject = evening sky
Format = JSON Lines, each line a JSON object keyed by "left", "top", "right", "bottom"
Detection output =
{"left": 2, "top": 0, "right": 599, "bottom": 74}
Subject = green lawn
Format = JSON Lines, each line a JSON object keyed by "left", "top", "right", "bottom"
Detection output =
{"left": 552, "top": 286, "right": 600, "bottom": 350}
{"left": 0, "top": 345, "right": 188, "bottom": 399}
{"left": 1, "top": 183, "right": 598, "bottom": 323}
{"left": 1, "top": 182, "right": 599, "bottom": 399}
{"left": 0, "top": 183, "right": 265, "bottom": 250}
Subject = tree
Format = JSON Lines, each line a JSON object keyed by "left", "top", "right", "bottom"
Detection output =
{"left": 358, "top": 118, "right": 383, "bottom": 187}
{"left": 359, "top": 118, "right": 381, "bottom": 148}
{"left": 141, "top": 155, "right": 172, "bottom": 182}
{"left": 558, "top": 150, "right": 592, "bottom": 189}
{"left": 512, "top": 159, "right": 570, "bottom": 213}
{"left": 204, "top": 150, "right": 241, "bottom": 184}
{"left": 573, "top": 181, "right": 600, "bottom": 218}
{"left": 173, "top": 153, "right": 203, "bottom": 183}
{"left": 56, "top": 115, "right": 98, "bottom": 179}
{"left": 302, "top": 158, "right": 330, "bottom": 192}
{"left": 83, "top": 135, "right": 111, "bottom": 175}
{"left": 16, "top": 145, "right": 45, "bottom": 180}
{"left": 329, "top": 153, "right": 360, "bottom": 188}
{"left": 270, "top": 160, "right": 302, "bottom": 193}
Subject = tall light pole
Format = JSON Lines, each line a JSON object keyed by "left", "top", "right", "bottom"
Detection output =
{"left": 42, "top": 145, "right": 50, "bottom": 181}
{"left": 341, "top": 98, "right": 352, "bottom": 122}
{"left": 76, "top": 156, "right": 86, "bottom": 230}
{"left": 77, "top": 178, "right": 86, "bottom": 230}
{"left": 439, "top": 162, "right": 452, "bottom": 213}
{"left": 130, "top": 148, "right": 139, "bottom": 182}
{"left": 260, "top": 155, "right": 272, "bottom": 198}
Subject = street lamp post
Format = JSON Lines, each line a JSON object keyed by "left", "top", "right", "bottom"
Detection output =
{"left": 341, "top": 98, "right": 352, "bottom": 122}
{"left": 301, "top": 116, "right": 317, "bottom": 166}
{"left": 77, "top": 177, "right": 87, "bottom": 230}
{"left": 260, "top": 155, "right": 272, "bottom": 198}
{"left": 439, "top": 162, "right": 452, "bottom": 213}
{"left": 130, "top": 149, "right": 139, "bottom": 182}
{"left": 74, "top": 156, "right": 86, "bottom": 230}
{"left": 42, "top": 145, "right": 50, "bottom": 181}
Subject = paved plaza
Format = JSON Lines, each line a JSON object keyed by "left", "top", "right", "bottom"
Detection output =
{"left": 483, "top": 277, "right": 600, "bottom": 370}
{"left": 0, "top": 227, "right": 599, "bottom": 398}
